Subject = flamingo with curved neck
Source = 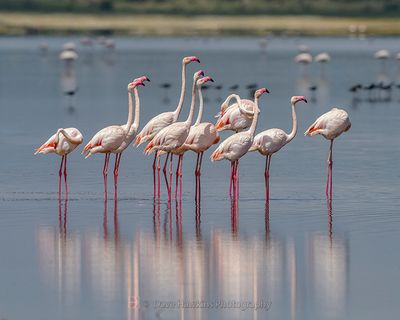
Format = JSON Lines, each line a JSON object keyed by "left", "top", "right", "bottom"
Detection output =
{"left": 215, "top": 93, "right": 259, "bottom": 132}
{"left": 250, "top": 96, "right": 307, "bottom": 200}
{"left": 35, "top": 127, "right": 83, "bottom": 198}
{"left": 211, "top": 88, "right": 270, "bottom": 199}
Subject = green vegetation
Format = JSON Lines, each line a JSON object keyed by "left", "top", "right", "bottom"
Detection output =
{"left": 0, "top": 0, "right": 399, "bottom": 16}
{"left": 1, "top": 12, "right": 400, "bottom": 36}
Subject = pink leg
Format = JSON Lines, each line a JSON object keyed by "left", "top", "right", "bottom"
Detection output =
{"left": 103, "top": 153, "right": 110, "bottom": 200}
{"left": 326, "top": 140, "right": 333, "bottom": 199}
{"left": 63, "top": 155, "right": 68, "bottom": 199}
{"left": 197, "top": 152, "right": 203, "bottom": 201}
{"left": 265, "top": 155, "right": 272, "bottom": 201}
{"left": 58, "top": 156, "right": 65, "bottom": 199}
{"left": 234, "top": 160, "right": 239, "bottom": 200}
{"left": 179, "top": 155, "right": 183, "bottom": 200}
{"left": 194, "top": 153, "right": 200, "bottom": 176}
{"left": 198, "top": 152, "right": 203, "bottom": 176}
{"left": 113, "top": 153, "right": 121, "bottom": 200}
{"left": 157, "top": 155, "right": 161, "bottom": 198}
{"left": 229, "top": 161, "right": 234, "bottom": 197}
{"left": 152, "top": 153, "right": 157, "bottom": 198}
{"left": 163, "top": 153, "right": 171, "bottom": 200}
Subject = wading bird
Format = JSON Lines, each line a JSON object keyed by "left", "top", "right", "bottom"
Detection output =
{"left": 35, "top": 128, "right": 83, "bottom": 198}
{"left": 211, "top": 88, "right": 270, "bottom": 199}
{"left": 135, "top": 56, "right": 200, "bottom": 197}
{"left": 82, "top": 76, "right": 149, "bottom": 198}
{"left": 215, "top": 94, "right": 258, "bottom": 132}
{"left": 144, "top": 71, "right": 205, "bottom": 200}
{"left": 304, "top": 108, "right": 351, "bottom": 199}
{"left": 249, "top": 96, "right": 307, "bottom": 201}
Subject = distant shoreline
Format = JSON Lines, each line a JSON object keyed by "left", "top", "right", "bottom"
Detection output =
{"left": 1, "top": 12, "right": 400, "bottom": 36}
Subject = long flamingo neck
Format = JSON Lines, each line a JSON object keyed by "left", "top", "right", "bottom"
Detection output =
{"left": 133, "top": 87, "right": 140, "bottom": 130}
{"left": 286, "top": 102, "right": 298, "bottom": 143}
{"left": 194, "top": 85, "right": 204, "bottom": 125}
{"left": 185, "top": 77, "right": 197, "bottom": 126}
{"left": 56, "top": 129, "right": 82, "bottom": 144}
{"left": 174, "top": 62, "right": 186, "bottom": 120}
{"left": 126, "top": 91, "right": 133, "bottom": 128}
{"left": 248, "top": 97, "right": 259, "bottom": 135}
{"left": 222, "top": 94, "right": 241, "bottom": 113}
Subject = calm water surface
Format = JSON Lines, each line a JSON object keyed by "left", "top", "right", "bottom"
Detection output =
{"left": 0, "top": 36, "right": 400, "bottom": 320}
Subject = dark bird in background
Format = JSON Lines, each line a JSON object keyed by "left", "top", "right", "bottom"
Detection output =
{"left": 229, "top": 84, "right": 239, "bottom": 91}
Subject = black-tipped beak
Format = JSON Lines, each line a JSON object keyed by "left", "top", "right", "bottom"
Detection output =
{"left": 303, "top": 99, "right": 308, "bottom": 103}
{"left": 209, "top": 78, "right": 214, "bottom": 82}
{"left": 265, "top": 88, "right": 270, "bottom": 93}
{"left": 145, "top": 77, "right": 150, "bottom": 82}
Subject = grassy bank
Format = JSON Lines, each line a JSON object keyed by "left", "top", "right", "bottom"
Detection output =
{"left": 1, "top": 12, "right": 400, "bottom": 36}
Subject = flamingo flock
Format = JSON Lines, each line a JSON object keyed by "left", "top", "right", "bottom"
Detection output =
{"left": 35, "top": 55, "right": 351, "bottom": 202}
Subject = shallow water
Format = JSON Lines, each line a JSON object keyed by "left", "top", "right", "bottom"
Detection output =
{"left": 0, "top": 36, "right": 400, "bottom": 320}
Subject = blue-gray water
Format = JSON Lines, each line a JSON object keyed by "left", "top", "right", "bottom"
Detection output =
{"left": 0, "top": 36, "right": 399, "bottom": 320}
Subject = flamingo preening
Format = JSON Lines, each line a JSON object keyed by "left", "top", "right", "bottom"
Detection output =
{"left": 211, "top": 88, "right": 270, "bottom": 199}
{"left": 82, "top": 76, "right": 149, "bottom": 199}
{"left": 144, "top": 70, "right": 206, "bottom": 200}
{"left": 304, "top": 108, "right": 351, "bottom": 199}
{"left": 135, "top": 56, "right": 200, "bottom": 198}
{"left": 215, "top": 94, "right": 258, "bottom": 132}
{"left": 249, "top": 96, "right": 308, "bottom": 201}
{"left": 35, "top": 128, "right": 83, "bottom": 198}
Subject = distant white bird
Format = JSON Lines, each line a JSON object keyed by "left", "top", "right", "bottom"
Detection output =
{"left": 250, "top": 96, "right": 307, "bottom": 200}
{"left": 211, "top": 88, "right": 270, "bottom": 198}
{"left": 59, "top": 50, "right": 78, "bottom": 61}
{"left": 295, "top": 53, "right": 312, "bottom": 64}
{"left": 315, "top": 52, "right": 331, "bottom": 63}
{"left": 215, "top": 94, "right": 258, "bottom": 132}
{"left": 304, "top": 108, "right": 351, "bottom": 199}
{"left": 62, "top": 42, "right": 76, "bottom": 52}
{"left": 35, "top": 128, "right": 83, "bottom": 197}
{"left": 374, "top": 49, "right": 390, "bottom": 60}
{"left": 82, "top": 76, "right": 149, "bottom": 198}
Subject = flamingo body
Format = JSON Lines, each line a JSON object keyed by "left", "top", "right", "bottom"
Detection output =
{"left": 35, "top": 128, "right": 83, "bottom": 155}
{"left": 250, "top": 128, "right": 289, "bottom": 155}
{"left": 135, "top": 111, "right": 175, "bottom": 146}
{"left": 215, "top": 99, "right": 257, "bottom": 132}
{"left": 184, "top": 122, "right": 219, "bottom": 153}
{"left": 83, "top": 125, "right": 126, "bottom": 158}
{"left": 211, "top": 131, "right": 253, "bottom": 162}
{"left": 304, "top": 108, "right": 351, "bottom": 140}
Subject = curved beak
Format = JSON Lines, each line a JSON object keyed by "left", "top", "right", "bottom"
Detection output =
{"left": 191, "top": 57, "right": 200, "bottom": 63}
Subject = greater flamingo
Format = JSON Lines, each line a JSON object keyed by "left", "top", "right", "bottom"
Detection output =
{"left": 215, "top": 94, "right": 258, "bottom": 132}
{"left": 160, "top": 76, "right": 216, "bottom": 199}
{"left": 143, "top": 70, "right": 204, "bottom": 200}
{"left": 249, "top": 96, "right": 308, "bottom": 200}
{"left": 304, "top": 108, "right": 351, "bottom": 199}
{"left": 211, "top": 88, "right": 270, "bottom": 198}
{"left": 82, "top": 76, "right": 149, "bottom": 198}
{"left": 35, "top": 128, "right": 83, "bottom": 198}
{"left": 135, "top": 56, "right": 200, "bottom": 197}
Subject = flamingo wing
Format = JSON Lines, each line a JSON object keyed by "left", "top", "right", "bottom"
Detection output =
{"left": 135, "top": 111, "right": 175, "bottom": 146}
{"left": 83, "top": 125, "right": 125, "bottom": 157}
{"left": 305, "top": 108, "right": 350, "bottom": 139}
{"left": 144, "top": 122, "right": 188, "bottom": 154}
{"left": 211, "top": 132, "right": 252, "bottom": 161}
{"left": 35, "top": 133, "right": 58, "bottom": 155}
{"left": 250, "top": 128, "right": 287, "bottom": 154}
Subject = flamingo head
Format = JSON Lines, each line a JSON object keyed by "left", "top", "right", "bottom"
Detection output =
{"left": 193, "top": 70, "right": 205, "bottom": 80}
{"left": 254, "top": 87, "right": 270, "bottom": 98}
{"left": 197, "top": 76, "right": 214, "bottom": 86}
{"left": 128, "top": 76, "right": 150, "bottom": 91}
{"left": 183, "top": 56, "right": 200, "bottom": 64}
{"left": 291, "top": 95, "right": 307, "bottom": 105}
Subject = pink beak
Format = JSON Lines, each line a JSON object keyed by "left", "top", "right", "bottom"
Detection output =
{"left": 203, "top": 76, "right": 214, "bottom": 83}
{"left": 190, "top": 56, "right": 200, "bottom": 63}
{"left": 300, "top": 96, "right": 308, "bottom": 103}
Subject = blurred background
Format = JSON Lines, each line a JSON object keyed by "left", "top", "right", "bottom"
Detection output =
{"left": 0, "top": 0, "right": 400, "bottom": 36}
